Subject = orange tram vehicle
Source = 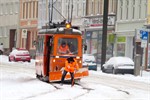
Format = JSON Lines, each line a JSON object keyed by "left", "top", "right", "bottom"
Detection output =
{"left": 35, "top": 24, "right": 89, "bottom": 82}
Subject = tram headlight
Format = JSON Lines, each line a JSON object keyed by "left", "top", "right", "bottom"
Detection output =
{"left": 76, "top": 56, "right": 80, "bottom": 59}
{"left": 53, "top": 59, "right": 56, "bottom": 62}
{"left": 35, "top": 60, "right": 40, "bottom": 62}
{"left": 79, "top": 60, "right": 82, "bottom": 63}
{"left": 66, "top": 23, "right": 71, "bottom": 29}
{"left": 56, "top": 56, "right": 59, "bottom": 58}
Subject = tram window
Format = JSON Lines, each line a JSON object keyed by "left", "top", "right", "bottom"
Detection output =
{"left": 36, "top": 36, "right": 44, "bottom": 55}
{"left": 49, "top": 37, "right": 54, "bottom": 54}
{"left": 57, "top": 38, "right": 78, "bottom": 55}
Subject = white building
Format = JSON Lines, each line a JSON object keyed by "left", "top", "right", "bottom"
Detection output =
{"left": 38, "top": 0, "right": 63, "bottom": 29}
{"left": 114, "top": 0, "right": 147, "bottom": 60}
{"left": 38, "top": 0, "right": 86, "bottom": 31}
{"left": 0, "top": 0, "right": 19, "bottom": 53}
{"left": 82, "top": 0, "right": 117, "bottom": 64}
{"left": 61, "top": 0, "right": 86, "bottom": 31}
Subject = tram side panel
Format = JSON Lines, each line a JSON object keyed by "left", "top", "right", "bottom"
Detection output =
{"left": 35, "top": 35, "right": 45, "bottom": 77}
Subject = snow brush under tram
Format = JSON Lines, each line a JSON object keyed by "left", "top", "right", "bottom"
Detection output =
{"left": 35, "top": 23, "right": 89, "bottom": 82}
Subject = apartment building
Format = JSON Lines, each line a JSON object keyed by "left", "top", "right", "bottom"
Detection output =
{"left": 148, "top": 0, "right": 150, "bottom": 24}
{"left": 19, "top": 0, "right": 38, "bottom": 57}
{"left": 38, "top": 0, "right": 63, "bottom": 29}
{"left": 83, "top": 0, "right": 117, "bottom": 64}
{"left": 146, "top": 0, "right": 150, "bottom": 69}
{"left": 62, "top": 0, "right": 86, "bottom": 31}
{"left": 0, "top": 0, "right": 19, "bottom": 53}
{"left": 115, "top": 0, "right": 148, "bottom": 69}
{"left": 38, "top": 0, "right": 86, "bottom": 36}
{"left": 38, "top": 0, "right": 48, "bottom": 29}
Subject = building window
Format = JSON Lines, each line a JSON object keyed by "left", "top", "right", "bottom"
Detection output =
{"left": 109, "top": 0, "right": 112, "bottom": 13}
{"left": 116, "top": 36, "right": 126, "bottom": 56}
{"left": 83, "top": 1, "right": 85, "bottom": 16}
{"left": 0, "top": 27, "right": 2, "bottom": 37}
{"left": 117, "top": 44, "right": 125, "bottom": 56}
{"left": 7, "top": 3, "right": 10, "bottom": 14}
{"left": 33, "top": 1, "right": 35, "bottom": 18}
{"left": 32, "top": 1, "right": 38, "bottom": 19}
{"left": 120, "top": 0, "right": 123, "bottom": 20}
{"left": 92, "top": 0, "right": 94, "bottom": 15}
{"left": 132, "top": 0, "right": 135, "bottom": 19}
{"left": 65, "top": 1, "right": 67, "bottom": 18}
{"left": 4, "top": 27, "right": 7, "bottom": 37}
{"left": 26, "top": 2, "right": 28, "bottom": 18}
{"left": 5, "top": 3, "right": 8, "bottom": 15}
{"left": 100, "top": 0, "right": 103, "bottom": 15}
{"left": 23, "top": 2, "right": 25, "bottom": 19}
{"left": 30, "top": 31, "right": 37, "bottom": 49}
{"left": 0, "top": 4, "right": 2, "bottom": 15}
{"left": 15, "top": 2, "right": 19, "bottom": 14}
{"left": 97, "top": 0, "right": 100, "bottom": 14}
{"left": 138, "top": 0, "right": 141, "bottom": 19}
{"left": 125, "top": 0, "right": 129, "bottom": 19}
{"left": 36, "top": 1, "right": 38, "bottom": 18}
{"left": 77, "top": 0, "right": 79, "bottom": 16}
{"left": 29, "top": 2, "right": 31, "bottom": 18}
{"left": 10, "top": 3, "right": 13, "bottom": 14}
{"left": 144, "top": 0, "right": 147, "bottom": 18}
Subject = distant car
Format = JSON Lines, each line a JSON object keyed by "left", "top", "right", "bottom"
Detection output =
{"left": 82, "top": 54, "right": 97, "bottom": 71}
{"left": 0, "top": 43, "right": 4, "bottom": 55}
{"left": 102, "top": 57, "right": 134, "bottom": 74}
{"left": 9, "top": 49, "right": 31, "bottom": 62}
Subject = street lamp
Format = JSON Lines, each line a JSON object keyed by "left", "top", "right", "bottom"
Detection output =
{"left": 101, "top": 0, "right": 109, "bottom": 69}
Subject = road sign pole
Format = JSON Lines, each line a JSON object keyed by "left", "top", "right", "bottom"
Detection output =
{"left": 140, "top": 30, "right": 149, "bottom": 69}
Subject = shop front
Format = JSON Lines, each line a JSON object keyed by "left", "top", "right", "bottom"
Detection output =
{"left": 85, "top": 29, "right": 115, "bottom": 64}
{"left": 83, "top": 15, "right": 115, "bottom": 64}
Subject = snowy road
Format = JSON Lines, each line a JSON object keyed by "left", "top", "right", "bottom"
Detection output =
{"left": 0, "top": 59, "right": 150, "bottom": 100}
{"left": 82, "top": 73, "right": 150, "bottom": 91}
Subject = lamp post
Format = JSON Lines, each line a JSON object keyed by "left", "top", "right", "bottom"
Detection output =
{"left": 101, "top": 0, "right": 109, "bottom": 69}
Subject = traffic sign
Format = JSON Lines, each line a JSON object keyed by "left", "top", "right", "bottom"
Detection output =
{"left": 140, "top": 30, "right": 148, "bottom": 48}
{"left": 22, "top": 29, "right": 27, "bottom": 38}
{"left": 140, "top": 30, "right": 148, "bottom": 40}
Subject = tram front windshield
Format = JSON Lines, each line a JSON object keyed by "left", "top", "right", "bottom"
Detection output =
{"left": 57, "top": 38, "right": 78, "bottom": 55}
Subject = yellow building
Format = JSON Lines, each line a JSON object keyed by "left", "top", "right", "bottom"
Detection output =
{"left": 148, "top": 0, "right": 150, "bottom": 24}
{"left": 147, "top": 0, "right": 150, "bottom": 69}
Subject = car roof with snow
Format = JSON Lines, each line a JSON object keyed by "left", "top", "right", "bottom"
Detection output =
{"left": 83, "top": 54, "right": 96, "bottom": 61}
{"left": 105, "top": 56, "right": 134, "bottom": 65}
{"left": 10, "top": 49, "right": 29, "bottom": 54}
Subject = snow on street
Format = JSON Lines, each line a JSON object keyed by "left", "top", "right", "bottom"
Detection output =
{"left": 0, "top": 55, "right": 150, "bottom": 100}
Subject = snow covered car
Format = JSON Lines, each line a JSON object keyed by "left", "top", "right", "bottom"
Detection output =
{"left": 9, "top": 49, "right": 31, "bottom": 62}
{"left": 82, "top": 54, "right": 97, "bottom": 71}
{"left": 102, "top": 57, "right": 134, "bottom": 74}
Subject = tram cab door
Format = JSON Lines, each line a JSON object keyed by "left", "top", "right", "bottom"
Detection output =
{"left": 46, "top": 36, "right": 53, "bottom": 76}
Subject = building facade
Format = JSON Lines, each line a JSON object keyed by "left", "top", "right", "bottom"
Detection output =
{"left": 43, "top": 0, "right": 86, "bottom": 32}
{"left": 83, "top": 0, "right": 117, "bottom": 64}
{"left": 19, "top": 0, "right": 38, "bottom": 58}
{"left": 38, "top": 0, "right": 63, "bottom": 29}
{"left": 115, "top": 0, "right": 148, "bottom": 69}
{"left": 146, "top": 0, "right": 150, "bottom": 69}
{"left": 148, "top": 0, "right": 150, "bottom": 24}
{"left": 0, "top": 0, "right": 19, "bottom": 54}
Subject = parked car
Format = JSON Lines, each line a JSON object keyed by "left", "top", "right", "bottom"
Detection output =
{"left": 102, "top": 57, "right": 134, "bottom": 74}
{"left": 82, "top": 54, "right": 97, "bottom": 71}
{"left": 9, "top": 48, "right": 31, "bottom": 62}
{"left": 0, "top": 43, "right": 4, "bottom": 55}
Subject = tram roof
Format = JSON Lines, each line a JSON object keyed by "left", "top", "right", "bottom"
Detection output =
{"left": 38, "top": 27, "right": 82, "bottom": 35}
